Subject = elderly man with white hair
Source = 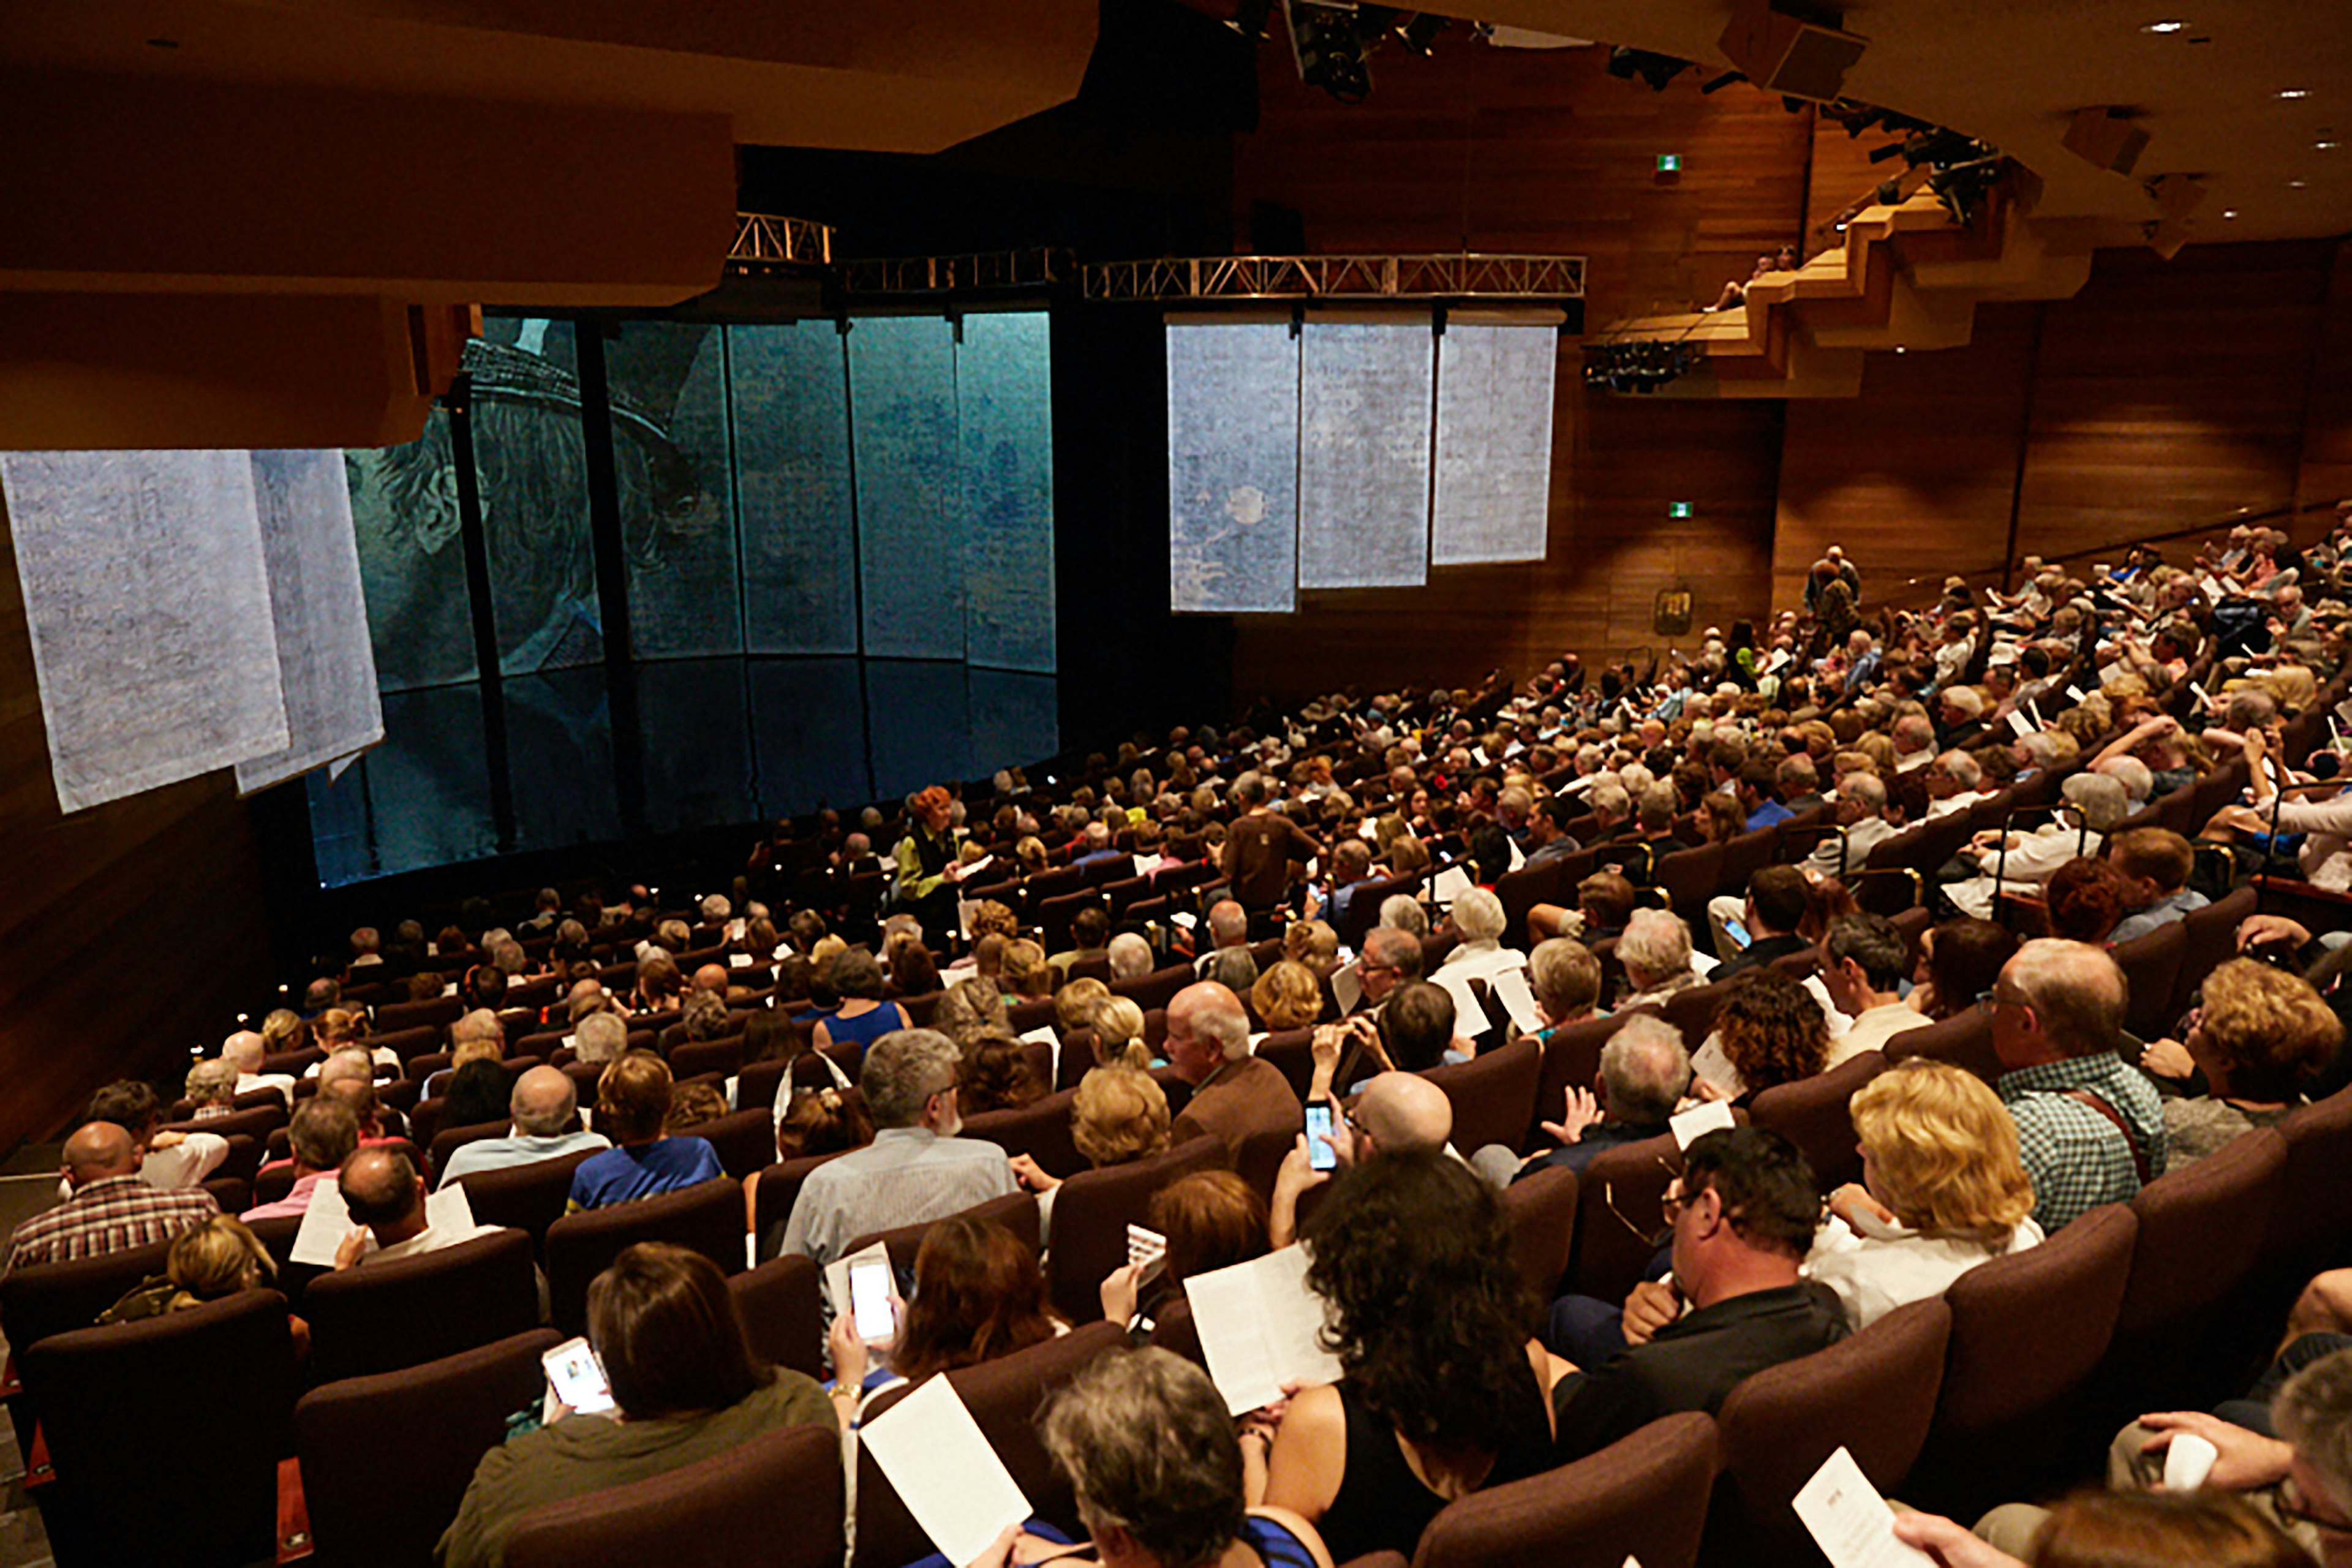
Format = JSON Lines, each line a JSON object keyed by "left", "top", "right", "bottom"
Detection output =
{"left": 1166, "top": 982, "right": 1300, "bottom": 1160}
{"left": 437, "top": 1065, "right": 612, "bottom": 1185}
{"left": 1107, "top": 932, "right": 1156, "bottom": 983}
{"left": 1923, "top": 749, "right": 1994, "bottom": 820}
{"left": 222, "top": 1030, "right": 296, "bottom": 1108}
{"left": 1800, "top": 772, "right": 1899, "bottom": 881}
{"left": 1619, "top": 909, "right": 1704, "bottom": 1009}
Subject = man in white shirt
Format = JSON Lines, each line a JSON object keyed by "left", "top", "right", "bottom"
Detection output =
{"left": 1891, "top": 715, "right": 1939, "bottom": 774}
{"left": 222, "top": 1030, "right": 296, "bottom": 1109}
{"left": 437, "top": 1066, "right": 612, "bottom": 1186}
{"left": 63, "top": 1081, "right": 227, "bottom": 1200}
{"left": 1923, "top": 750, "right": 1994, "bottom": 820}
{"left": 1803, "top": 774, "right": 1899, "bottom": 880}
{"left": 1818, "top": 913, "right": 1932, "bottom": 1064}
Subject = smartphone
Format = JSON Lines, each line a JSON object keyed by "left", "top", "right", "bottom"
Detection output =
{"left": 1303, "top": 1099, "right": 1338, "bottom": 1172}
{"left": 1724, "top": 918, "right": 1753, "bottom": 951}
{"left": 543, "top": 1336, "right": 616, "bottom": 1415}
{"left": 848, "top": 1257, "right": 896, "bottom": 1343}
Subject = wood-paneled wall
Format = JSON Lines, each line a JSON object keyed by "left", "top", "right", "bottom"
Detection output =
{"left": 1229, "top": 42, "right": 1811, "bottom": 699}
{"left": 1776, "top": 239, "right": 2345, "bottom": 601}
{"left": 0, "top": 488, "right": 274, "bottom": 1154}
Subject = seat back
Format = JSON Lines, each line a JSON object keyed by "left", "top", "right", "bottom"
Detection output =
{"left": 669, "top": 1038, "right": 747, "bottom": 1082}
{"left": 1909, "top": 1203, "right": 2138, "bottom": 1518}
{"left": 1705, "top": 1298, "right": 1951, "bottom": 1567}
{"left": 727, "top": 1253, "right": 826, "bottom": 1381}
{"left": 1882, "top": 1004, "right": 2001, "bottom": 1085}
{"left": 1420, "top": 1038, "right": 1542, "bottom": 1158}
{"left": 752, "top": 1149, "right": 857, "bottom": 1260}
{"left": 1493, "top": 862, "right": 1564, "bottom": 951}
{"left": 852, "top": 1322, "right": 1128, "bottom": 1568}
{"left": 1746, "top": 1050, "right": 1886, "bottom": 1193}
{"left": 1047, "top": 1136, "right": 1229, "bottom": 1323}
{"left": 295, "top": 1329, "right": 559, "bottom": 1568}
{"left": 1654, "top": 843, "right": 1725, "bottom": 930}
{"left": 503, "top": 1423, "right": 845, "bottom": 1568}
{"left": 545, "top": 1177, "right": 746, "bottom": 1334}
{"left": 963, "top": 1088, "right": 1082, "bottom": 1180}
{"left": 426, "top": 1117, "right": 512, "bottom": 1182}
{"left": 20, "top": 1290, "right": 296, "bottom": 1566}
{"left": 302, "top": 1227, "right": 543, "bottom": 1383}
{"left": 1660, "top": 977, "right": 1737, "bottom": 1046}
{"left": 2166, "top": 885, "right": 2258, "bottom": 1022}
{"left": 2267, "top": 1090, "right": 2352, "bottom": 1297}
{"left": 2109, "top": 921, "right": 2188, "bottom": 1041}
{"left": 0, "top": 1238, "right": 173, "bottom": 1360}
{"left": 698, "top": 1107, "right": 781, "bottom": 1181}
{"left": 1498, "top": 1164, "right": 1577, "bottom": 1303}
{"left": 1409, "top": 1409, "right": 1717, "bottom": 1568}
{"left": 1111, "top": 963, "right": 1194, "bottom": 1014}
{"left": 848, "top": 1190, "right": 1042, "bottom": 1278}
{"left": 452, "top": 1147, "right": 599, "bottom": 1246}
{"left": 1566, "top": 1133, "right": 1679, "bottom": 1303}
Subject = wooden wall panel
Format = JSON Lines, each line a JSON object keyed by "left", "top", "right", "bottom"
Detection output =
{"left": 2295, "top": 239, "right": 2352, "bottom": 516}
{"left": 0, "top": 489, "right": 274, "bottom": 1153}
{"left": 1774, "top": 301, "right": 2039, "bottom": 604}
{"left": 2013, "top": 241, "right": 2331, "bottom": 564}
{"left": 1226, "top": 42, "right": 1810, "bottom": 700}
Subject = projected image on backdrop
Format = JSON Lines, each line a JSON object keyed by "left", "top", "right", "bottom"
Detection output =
{"left": 1167, "top": 318, "right": 1557, "bottom": 612}
{"left": 312, "top": 309, "right": 1060, "bottom": 886}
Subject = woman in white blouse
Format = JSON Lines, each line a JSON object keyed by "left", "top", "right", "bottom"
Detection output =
{"left": 1804, "top": 1058, "right": 2043, "bottom": 1330}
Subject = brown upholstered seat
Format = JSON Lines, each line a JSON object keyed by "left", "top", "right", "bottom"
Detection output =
{"left": 1406, "top": 1409, "right": 1718, "bottom": 1568}
{"left": 726, "top": 1253, "right": 826, "bottom": 1381}
{"left": 545, "top": 1177, "right": 745, "bottom": 1334}
{"left": 1046, "top": 1135, "right": 1229, "bottom": 1324}
{"left": 502, "top": 1422, "right": 845, "bottom": 1568}
{"left": 302, "top": 1226, "right": 543, "bottom": 1383}
{"left": 1746, "top": 1050, "right": 1886, "bottom": 1193}
{"left": 1422, "top": 1037, "right": 1542, "bottom": 1158}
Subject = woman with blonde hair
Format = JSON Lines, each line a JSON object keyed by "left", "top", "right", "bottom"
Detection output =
{"left": 1010, "top": 1063, "right": 1173, "bottom": 1232}
{"left": 1803, "top": 1058, "right": 2041, "bottom": 1329}
{"left": 1090, "top": 995, "right": 1154, "bottom": 1073}
{"left": 2139, "top": 958, "right": 2341, "bottom": 1166}
{"left": 1251, "top": 960, "right": 1324, "bottom": 1034}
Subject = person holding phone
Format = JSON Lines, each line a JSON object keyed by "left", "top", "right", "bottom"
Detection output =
{"left": 824, "top": 1215, "right": 1062, "bottom": 1425}
{"left": 438, "top": 1243, "right": 834, "bottom": 1568}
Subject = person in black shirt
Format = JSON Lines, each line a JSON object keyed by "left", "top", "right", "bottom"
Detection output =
{"left": 1549, "top": 1126, "right": 1849, "bottom": 1461}
{"left": 1711, "top": 865, "right": 1815, "bottom": 978}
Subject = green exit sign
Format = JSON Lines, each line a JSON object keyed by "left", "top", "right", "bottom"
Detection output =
{"left": 1668, "top": 501, "right": 1694, "bottom": 519}
{"left": 1656, "top": 153, "right": 1683, "bottom": 173}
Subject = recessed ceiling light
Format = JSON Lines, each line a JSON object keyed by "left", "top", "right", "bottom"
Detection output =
{"left": 2223, "top": 208, "right": 2240, "bottom": 218}
{"left": 2290, "top": 179, "right": 2310, "bottom": 189}
{"left": 2320, "top": 140, "right": 2342, "bottom": 150}
{"left": 2139, "top": 19, "right": 2187, "bottom": 32}
{"left": 2279, "top": 89, "right": 2313, "bottom": 100}
{"left": 1893, "top": 346, "right": 1907, "bottom": 354}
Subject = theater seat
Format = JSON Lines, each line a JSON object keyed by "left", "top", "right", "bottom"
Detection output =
{"left": 20, "top": 1289, "right": 298, "bottom": 1567}
{"left": 1565, "top": 1132, "right": 1680, "bottom": 1306}
{"left": 1703, "top": 1297, "right": 1951, "bottom": 1567}
{"left": 1882, "top": 1004, "right": 2000, "bottom": 1085}
{"left": 962, "top": 1088, "right": 1082, "bottom": 1179}
{"left": 1529, "top": 1014, "right": 1638, "bottom": 1152}
{"left": 852, "top": 1322, "right": 1127, "bottom": 1568}
{"left": 502, "top": 1423, "right": 845, "bottom": 1568}
{"left": 545, "top": 1177, "right": 745, "bottom": 1335}
{"left": 696, "top": 1107, "right": 782, "bottom": 1181}
{"left": 451, "top": 1147, "right": 601, "bottom": 1249}
{"left": 295, "top": 1328, "right": 559, "bottom": 1568}
{"left": 752, "top": 1148, "right": 857, "bottom": 1262}
{"left": 1047, "top": 1136, "right": 1229, "bottom": 1324}
{"left": 727, "top": 1253, "right": 826, "bottom": 1381}
{"left": 1746, "top": 1050, "right": 1885, "bottom": 1192}
{"left": 2109, "top": 921, "right": 2188, "bottom": 1041}
{"left": 846, "top": 1189, "right": 1041, "bottom": 1277}
{"left": 1905, "top": 1202, "right": 2138, "bottom": 1519}
{"left": 302, "top": 1227, "right": 544, "bottom": 1383}
{"left": 1407, "top": 1409, "right": 1717, "bottom": 1568}
{"left": 1421, "top": 1038, "right": 1541, "bottom": 1158}
{"left": 1498, "top": 1164, "right": 1577, "bottom": 1303}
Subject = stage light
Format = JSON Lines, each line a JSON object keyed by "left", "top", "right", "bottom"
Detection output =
{"left": 2278, "top": 89, "right": 2312, "bottom": 100}
{"left": 2223, "top": 208, "right": 2240, "bottom": 219}
{"left": 1227, "top": 0, "right": 1274, "bottom": 40}
{"left": 2139, "top": 19, "right": 2187, "bottom": 32}
{"left": 1394, "top": 12, "right": 1450, "bottom": 55}
{"left": 1284, "top": 0, "right": 1373, "bottom": 103}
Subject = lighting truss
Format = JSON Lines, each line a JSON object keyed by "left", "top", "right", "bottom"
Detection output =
{"left": 1079, "top": 253, "right": 1587, "bottom": 302}
{"left": 839, "top": 249, "right": 1070, "bottom": 294}
{"left": 728, "top": 213, "right": 836, "bottom": 271}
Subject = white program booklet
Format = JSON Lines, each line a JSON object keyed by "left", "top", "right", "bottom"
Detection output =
{"left": 1432, "top": 970, "right": 1492, "bottom": 1036}
{"left": 1669, "top": 1099, "right": 1737, "bottom": 1150}
{"left": 860, "top": 1374, "right": 1033, "bottom": 1567}
{"left": 1430, "top": 864, "right": 1474, "bottom": 908}
{"left": 1790, "top": 1446, "right": 1934, "bottom": 1568}
{"left": 1185, "top": 1245, "right": 1345, "bottom": 1415}
{"left": 1488, "top": 966, "right": 1542, "bottom": 1034}
{"left": 290, "top": 1177, "right": 479, "bottom": 1267}
{"left": 1331, "top": 961, "right": 1364, "bottom": 1016}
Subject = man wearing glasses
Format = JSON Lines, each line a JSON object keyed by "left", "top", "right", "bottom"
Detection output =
{"left": 1548, "top": 1126, "right": 1848, "bottom": 1461}
{"left": 1986, "top": 938, "right": 2166, "bottom": 1233}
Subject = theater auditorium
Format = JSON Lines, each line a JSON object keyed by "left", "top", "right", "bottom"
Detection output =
{"left": 2, "top": 2, "right": 2351, "bottom": 1564}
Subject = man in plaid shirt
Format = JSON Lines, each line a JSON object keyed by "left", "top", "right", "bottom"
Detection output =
{"left": 4, "top": 1121, "right": 218, "bottom": 1275}
{"left": 1991, "top": 938, "right": 2166, "bottom": 1233}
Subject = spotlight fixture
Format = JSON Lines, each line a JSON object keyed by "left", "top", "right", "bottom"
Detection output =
{"left": 1283, "top": 0, "right": 1373, "bottom": 104}
{"left": 1393, "top": 11, "right": 1450, "bottom": 55}
{"left": 1608, "top": 47, "right": 1694, "bottom": 92}
{"left": 1227, "top": 0, "right": 1274, "bottom": 40}
{"left": 2138, "top": 18, "right": 2187, "bottom": 32}
{"left": 1926, "top": 155, "right": 2003, "bottom": 225}
{"left": 2223, "top": 208, "right": 2240, "bottom": 219}
{"left": 2278, "top": 89, "right": 2312, "bottom": 100}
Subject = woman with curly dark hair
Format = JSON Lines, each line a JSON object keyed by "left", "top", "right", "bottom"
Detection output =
{"left": 1254, "top": 1154, "right": 1560, "bottom": 1562}
{"left": 1693, "top": 969, "right": 1830, "bottom": 1104}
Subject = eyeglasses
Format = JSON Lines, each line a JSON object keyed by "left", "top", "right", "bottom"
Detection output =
{"left": 1601, "top": 1155, "right": 1682, "bottom": 1248}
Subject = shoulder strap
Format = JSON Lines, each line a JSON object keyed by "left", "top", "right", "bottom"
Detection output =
{"left": 2064, "top": 1088, "right": 2152, "bottom": 1186}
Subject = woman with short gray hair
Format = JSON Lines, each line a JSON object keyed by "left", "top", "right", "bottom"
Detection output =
{"left": 1945, "top": 770, "right": 2129, "bottom": 919}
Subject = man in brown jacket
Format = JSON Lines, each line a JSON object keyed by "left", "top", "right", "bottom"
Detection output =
{"left": 1166, "top": 981, "right": 1302, "bottom": 1160}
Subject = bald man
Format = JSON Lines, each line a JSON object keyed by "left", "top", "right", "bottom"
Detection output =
{"left": 1269, "top": 1072, "right": 1457, "bottom": 1246}
{"left": 331, "top": 1146, "right": 499, "bottom": 1268}
{"left": 223, "top": 1029, "right": 296, "bottom": 1108}
{"left": 5, "top": 1121, "right": 219, "bottom": 1274}
{"left": 436, "top": 1065, "right": 611, "bottom": 1186}
{"left": 1191, "top": 900, "right": 1252, "bottom": 977}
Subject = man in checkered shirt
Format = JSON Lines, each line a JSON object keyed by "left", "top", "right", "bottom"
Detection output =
{"left": 4, "top": 1121, "right": 218, "bottom": 1275}
{"left": 1990, "top": 938, "right": 2166, "bottom": 1233}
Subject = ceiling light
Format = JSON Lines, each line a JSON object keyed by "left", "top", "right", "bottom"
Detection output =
{"left": 2291, "top": 179, "right": 2310, "bottom": 189}
{"left": 2278, "top": 89, "right": 2312, "bottom": 100}
{"left": 2223, "top": 208, "right": 2240, "bottom": 218}
{"left": 2320, "top": 140, "right": 2342, "bottom": 149}
{"left": 2138, "top": 19, "right": 2186, "bottom": 32}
